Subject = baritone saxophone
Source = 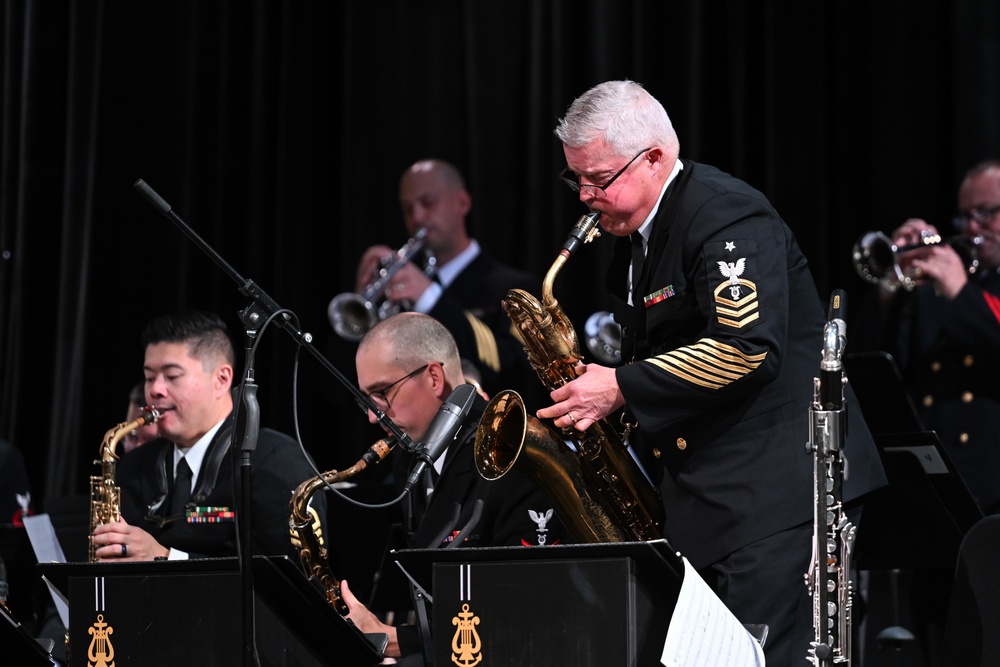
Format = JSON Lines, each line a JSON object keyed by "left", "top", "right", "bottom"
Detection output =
{"left": 475, "top": 211, "right": 665, "bottom": 543}
{"left": 289, "top": 437, "right": 395, "bottom": 614}
{"left": 88, "top": 407, "right": 160, "bottom": 562}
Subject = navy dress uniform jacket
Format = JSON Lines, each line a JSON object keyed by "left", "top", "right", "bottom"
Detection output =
{"left": 609, "top": 160, "right": 887, "bottom": 568}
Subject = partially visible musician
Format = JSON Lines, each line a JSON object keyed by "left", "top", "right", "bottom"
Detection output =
{"left": 342, "top": 312, "right": 563, "bottom": 664}
{"left": 535, "top": 80, "right": 886, "bottom": 665}
{"left": 92, "top": 310, "right": 324, "bottom": 561}
{"left": 352, "top": 158, "right": 540, "bottom": 404}
{"left": 855, "top": 160, "right": 1000, "bottom": 664}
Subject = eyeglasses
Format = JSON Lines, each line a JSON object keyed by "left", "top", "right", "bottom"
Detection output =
{"left": 360, "top": 363, "right": 437, "bottom": 412}
{"left": 954, "top": 204, "right": 1000, "bottom": 230}
{"left": 559, "top": 147, "right": 653, "bottom": 196}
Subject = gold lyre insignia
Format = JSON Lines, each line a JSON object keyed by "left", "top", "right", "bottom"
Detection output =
{"left": 450, "top": 603, "right": 483, "bottom": 667}
{"left": 87, "top": 613, "right": 115, "bottom": 667}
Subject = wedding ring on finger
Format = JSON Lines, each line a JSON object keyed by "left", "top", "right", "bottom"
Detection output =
{"left": 567, "top": 412, "right": 577, "bottom": 424}
{"left": 121, "top": 543, "right": 127, "bottom": 557}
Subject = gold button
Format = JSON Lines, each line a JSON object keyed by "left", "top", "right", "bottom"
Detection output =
{"left": 964, "top": 355, "right": 974, "bottom": 367}
{"left": 959, "top": 433, "right": 970, "bottom": 445}
{"left": 676, "top": 437, "right": 687, "bottom": 451}
{"left": 922, "top": 395, "right": 934, "bottom": 408}
{"left": 962, "top": 392, "right": 974, "bottom": 403}
{"left": 930, "top": 361, "right": 941, "bottom": 372}
{"left": 652, "top": 448, "right": 661, "bottom": 459}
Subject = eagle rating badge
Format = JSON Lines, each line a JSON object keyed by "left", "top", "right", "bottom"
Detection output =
{"left": 710, "top": 240, "right": 762, "bottom": 330}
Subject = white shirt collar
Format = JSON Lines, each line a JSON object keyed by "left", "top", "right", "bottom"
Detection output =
{"left": 173, "top": 417, "right": 225, "bottom": 487}
{"left": 435, "top": 239, "right": 481, "bottom": 288}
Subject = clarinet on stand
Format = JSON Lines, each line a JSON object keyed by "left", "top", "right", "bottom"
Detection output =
{"left": 806, "top": 289, "right": 857, "bottom": 666}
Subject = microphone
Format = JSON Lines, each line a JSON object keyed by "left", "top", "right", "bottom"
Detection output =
{"left": 402, "top": 383, "right": 478, "bottom": 493}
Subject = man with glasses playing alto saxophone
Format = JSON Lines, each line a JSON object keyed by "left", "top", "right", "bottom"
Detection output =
{"left": 341, "top": 312, "right": 563, "bottom": 664}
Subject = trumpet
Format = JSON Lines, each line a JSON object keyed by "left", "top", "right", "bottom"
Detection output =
{"left": 328, "top": 229, "right": 436, "bottom": 341}
{"left": 852, "top": 229, "right": 983, "bottom": 292}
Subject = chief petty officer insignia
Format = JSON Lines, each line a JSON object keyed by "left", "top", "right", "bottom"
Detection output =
{"left": 709, "top": 239, "right": 762, "bottom": 331}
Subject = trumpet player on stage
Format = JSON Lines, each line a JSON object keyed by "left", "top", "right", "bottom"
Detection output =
{"left": 855, "top": 160, "right": 1000, "bottom": 664}
{"left": 343, "top": 158, "right": 540, "bottom": 404}
{"left": 535, "top": 80, "right": 886, "bottom": 665}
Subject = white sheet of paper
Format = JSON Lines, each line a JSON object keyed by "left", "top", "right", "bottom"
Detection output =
{"left": 661, "top": 556, "right": 765, "bottom": 667}
{"left": 23, "top": 514, "right": 70, "bottom": 627}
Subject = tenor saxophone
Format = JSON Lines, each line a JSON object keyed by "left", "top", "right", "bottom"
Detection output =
{"left": 88, "top": 407, "right": 160, "bottom": 562}
{"left": 475, "top": 212, "right": 665, "bottom": 542}
{"left": 289, "top": 437, "right": 395, "bottom": 614}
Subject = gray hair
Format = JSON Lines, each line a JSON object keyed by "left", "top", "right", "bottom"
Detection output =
{"left": 555, "top": 80, "right": 680, "bottom": 159}
{"left": 359, "top": 313, "right": 463, "bottom": 384}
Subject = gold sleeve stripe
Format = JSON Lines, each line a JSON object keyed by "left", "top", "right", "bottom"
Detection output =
{"left": 643, "top": 338, "right": 767, "bottom": 390}
{"left": 464, "top": 311, "right": 501, "bottom": 372}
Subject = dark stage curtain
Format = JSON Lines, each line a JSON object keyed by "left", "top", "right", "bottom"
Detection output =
{"left": 1, "top": 0, "right": 998, "bottom": 506}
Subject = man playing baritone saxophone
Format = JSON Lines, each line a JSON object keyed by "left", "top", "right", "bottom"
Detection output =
{"left": 91, "top": 310, "right": 325, "bottom": 561}
{"left": 341, "top": 312, "right": 564, "bottom": 664}
{"left": 536, "top": 80, "right": 886, "bottom": 665}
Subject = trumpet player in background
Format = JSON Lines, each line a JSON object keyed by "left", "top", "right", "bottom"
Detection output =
{"left": 538, "top": 80, "right": 886, "bottom": 665}
{"left": 350, "top": 158, "right": 541, "bottom": 406}
{"left": 92, "top": 310, "right": 324, "bottom": 561}
{"left": 342, "top": 312, "right": 564, "bottom": 664}
{"left": 855, "top": 160, "right": 1000, "bottom": 664}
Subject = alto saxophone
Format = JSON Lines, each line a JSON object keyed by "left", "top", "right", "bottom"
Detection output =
{"left": 805, "top": 291, "right": 855, "bottom": 666}
{"left": 289, "top": 437, "right": 395, "bottom": 614}
{"left": 88, "top": 407, "right": 160, "bottom": 562}
{"left": 475, "top": 212, "right": 665, "bottom": 542}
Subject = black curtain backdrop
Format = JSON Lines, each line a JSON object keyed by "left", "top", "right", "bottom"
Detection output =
{"left": 2, "top": 1, "right": 998, "bottom": 507}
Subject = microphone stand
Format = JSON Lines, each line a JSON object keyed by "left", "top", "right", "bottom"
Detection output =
{"left": 133, "top": 179, "right": 415, "bottom": 667}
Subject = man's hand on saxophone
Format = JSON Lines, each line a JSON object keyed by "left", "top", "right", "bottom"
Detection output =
{"left": 536, "top": 362, "right": 625, "bottom": 433}
{"left": 91, "top": 518, "right": 170, "bottom": 562}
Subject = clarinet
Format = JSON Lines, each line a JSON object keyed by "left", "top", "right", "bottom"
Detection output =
{"left": 806, "top": 289, "right": 856, "bottom": 666}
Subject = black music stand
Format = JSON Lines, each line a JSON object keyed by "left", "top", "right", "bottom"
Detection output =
{"left": 38, "top": 556, "right": 385, "bottom": 667}
{"left": 843, "top": 351, "right": 924, "bottom": 436}
{"left": 843, "top": 351, "right": 984, "bottom": 570}
{"left": 853, "top": 431, "right": 984, "bottom": 571}
{"left": 394, "top": 540, "right": 687, "bottom": 666}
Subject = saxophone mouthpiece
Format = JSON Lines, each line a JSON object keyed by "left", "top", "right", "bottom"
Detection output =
{"left": 562, "top": 211, "right": 602, "bottom": 256}
{"left": 141, "top": 406, "right": 163, "bottom": 424}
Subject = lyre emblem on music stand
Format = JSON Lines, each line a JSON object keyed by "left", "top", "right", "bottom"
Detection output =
{"left": 87, "top": 613, "right": 115, "bottom": 667}
{"left": 450, "top": 603, "right": 482, "bottom": 666}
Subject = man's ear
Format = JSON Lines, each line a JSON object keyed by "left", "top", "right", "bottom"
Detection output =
{"left": 427, "top": 362, "right": 448, "bottom": 399}
{"left": 216, "top": 363, "right": 234, "bottom": 394}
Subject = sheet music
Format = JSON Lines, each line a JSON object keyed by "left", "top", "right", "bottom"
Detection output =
{"left": 661, "top": 556, "right": 765, "bottom": 667}
{"left": 23, "top": 514, "right": 70, "bottom": 627}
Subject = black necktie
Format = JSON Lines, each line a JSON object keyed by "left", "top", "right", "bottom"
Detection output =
{"left": 630, "top": 232, "right": 646, "bottom": 301}
{"left": 169, "top": 458, "right": 192, "bottom": 517}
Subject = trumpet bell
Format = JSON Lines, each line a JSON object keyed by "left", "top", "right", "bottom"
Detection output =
{"left": 852, "top": 231, "right": 903, "bottom": 289}
{"left": 327, "top": 292, "right": 378, "bottom": 342}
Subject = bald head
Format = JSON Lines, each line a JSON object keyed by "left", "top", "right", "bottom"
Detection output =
{"left": 359, "top": 313, "right": 464, "bottom": 387}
